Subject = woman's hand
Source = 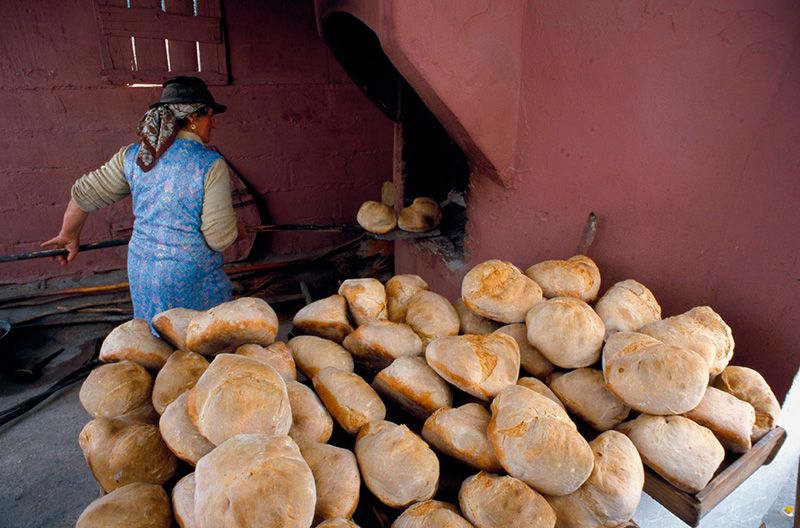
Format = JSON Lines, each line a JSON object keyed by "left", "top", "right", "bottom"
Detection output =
{"left": 41, "top": 233, "right": 80, "bottom": 266}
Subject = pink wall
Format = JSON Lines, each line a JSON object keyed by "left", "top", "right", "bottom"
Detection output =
{"left": 322, "top": 0, "right": 800, "bottom": 401}
{"left": 0, "top": 0, "right": 393, "bottom": 283}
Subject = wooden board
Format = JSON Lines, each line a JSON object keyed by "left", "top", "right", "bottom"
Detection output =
{"left": 642, "top": 426, "right": 787, "bottom": 527}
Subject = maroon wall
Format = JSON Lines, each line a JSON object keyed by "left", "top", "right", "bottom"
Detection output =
{"left": 0, "top": 0, "right": 393, "bottom": 283}
{"left": 321, "top": 0, "right": 800, "bottom": 401}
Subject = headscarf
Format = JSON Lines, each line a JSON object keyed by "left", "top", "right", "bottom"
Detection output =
{"left": 136, "top": 103, "right": 206, "bottom": 171}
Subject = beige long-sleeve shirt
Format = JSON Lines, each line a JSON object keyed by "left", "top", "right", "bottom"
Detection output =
{"left": 70, "top": 131, "right": 238, "bottom": 252}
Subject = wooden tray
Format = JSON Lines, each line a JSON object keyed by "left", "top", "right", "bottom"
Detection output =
{"left": 643, "top": 426, "right": 787, "bottom": 527}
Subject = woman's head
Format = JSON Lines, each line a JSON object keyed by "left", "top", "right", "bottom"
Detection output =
{"left": 179, "top": 106, "right": 215, "bottom": 143}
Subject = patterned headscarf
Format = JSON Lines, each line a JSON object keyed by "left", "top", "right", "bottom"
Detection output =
{"left": 136, "top": 103, "right": 206, "bottom": 171}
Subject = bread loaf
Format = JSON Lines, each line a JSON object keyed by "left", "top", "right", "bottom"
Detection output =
{"left": 292, "top": 294, "right": 354, "bottom": 343}
{"left": 422, "top": 403, "right": 501, "bottom": 472}
{"left": 151, "top": 350, "right": 208, "bottom": 414}
{"left": 425, "top": 334, "right": 520, "bottom": 400}
{"left": 602, "top": 332, "right": 708, "bottom": 415}
{"left": 594, "top": 280, "right": 661, "bottom": 338}
{"left": 392, "top": 500, "right": 473, "bottom": 528}
{"left": 386, "top": 274, "right": 429, "bottom": 323}
{"left": 235, "top": 342, "right": 296, "bottom": 381}
{"left": 524, "top": 255, "right": 601, "bottom": 303}
{"left": 398, "top": 197, "right": 442, "bottom": 232}
{"left": 298, "top": 441, "right": 360, "bottom": 520}
{"left": 494, "top": 324, "right": 554, "bottom": 378}
{"left": 194, "top": 434, "right": 316, "bottom": 528}
{"left": 286, "top": 380, "right": 334, "bottom": 444}
{"left": 99, "top": 319, "right": 173, "bottom": 370}
{"left": 288, "top": 335, "right": 354, "bottom": 379}
{"left": 355, "top": 420, "right": 439, "bottom": 508}
{"left": 186, "top": 354, "right": 291, "bottom": 445}
{"left": 713, "top": 366, "right": 780, "bottom": 442}
{"left": 459, "top": 472, "right": 556, "bottom": 528}
{"left": 172, "top": 473, "right": 196, "bottom": 528}
{"left": 317, "top": 519, "right": 361, "bottom": 528}
{"left": 546, "top": 431, "right": 644, "bottom": 528}
{"left": 488, "top": 385, "right": 593, "bottom": 496}
{"left": 357, "top": 200, "right": 398, "bottom": 234}
{"left": 185, "top": 297, "right": 278, "bottom": 356}
{"left": 76, "top": 482, "right": 172, "bottom": 528}
{"left": 684, "top": 386, "right": 756, "bottom": 453}
{"left": 79, "top": 360, "right": 154, "bottom": 420}
{"left": 453, "top": 298, "right": 501, "bottom": 335}
{"left": 549, "top": 368, "right": 630, "bottom": 431}
{"left": 339, "top": 278, "right": 388, "bottom": 326}
{"left": 405, "top": 291, "right": 460, "bottom": 346}
{"left": 525, "top": 297, "right": 605, "bottom": 369}
{"left": 617, "top": 414, "right": 724, "bottom": 493}
{"left": 313, "top": 367, "right": 386, "bottom": 434}
{"left": 639, "top": 306, "right": 734, "bottom": 375}
{"left": 461, "top": 260, "right": 543, "bottom": 324}
{"left": 158, "top": 392, "right": 215, "bottom": 466}
{"left": 373, "top": 356, "right": 453, "bottom": 419}
{"left": 151, "top": 308, "right": 199, "bottom": 351}
{"left": 343, "top": 321, "right": 423, "bottom": 371}
{"left": 78, "top": 417, "right": 177, "bottom": 492}
{"left": 517, "top": 377, "right": 564, "bottom": 410}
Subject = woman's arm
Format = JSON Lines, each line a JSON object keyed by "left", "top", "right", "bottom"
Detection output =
{"left": 201, "top": 159, "right": 238, "bottom": 252}
{"left": 41, "top": 199, "right": 89, "bottom": 265}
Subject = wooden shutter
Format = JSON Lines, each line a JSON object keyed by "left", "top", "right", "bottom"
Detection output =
{"left": 94, "top": 0, "right": 228, "bottom": 85}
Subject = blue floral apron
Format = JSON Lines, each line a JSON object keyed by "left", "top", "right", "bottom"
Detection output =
{"left": 123, "top": 139, "right": 233, "bottom": 327}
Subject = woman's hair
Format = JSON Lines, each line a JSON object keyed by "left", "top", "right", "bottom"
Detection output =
{"left": 176, "top": 105, "right": 211, "bottom": 129}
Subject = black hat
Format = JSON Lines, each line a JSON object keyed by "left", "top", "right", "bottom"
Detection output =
{"left": 151, "top": 76, "right": 227, "bottom": 114}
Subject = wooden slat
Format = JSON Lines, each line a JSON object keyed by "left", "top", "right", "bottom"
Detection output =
{"left": 94, "top": 0, "right": 132, "bottom": 72}
{"left": 195, "top": 0, "right": 228, "bottom": 81}
{"left": 98, "top": 5, "right": 221, "bottom": 43}
{"left": 164, "top": 0, "right": 198, "bottom": 73}
{"left": 133, "top": 36, "right": 169, "bottom": 72}
{"left": 99, "top": 68, "right": 228, "bottom": 85}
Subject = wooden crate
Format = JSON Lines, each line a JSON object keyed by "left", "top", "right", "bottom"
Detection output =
{"left": 643, "top": 426, "right": 787, "bottom": 527}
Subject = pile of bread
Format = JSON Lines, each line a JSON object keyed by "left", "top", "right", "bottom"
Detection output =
{"left": 357, "top": 197, "right": 442, "bottom": 235}
{"left": 74, "top": 255, "right": 781, "bottom": 528}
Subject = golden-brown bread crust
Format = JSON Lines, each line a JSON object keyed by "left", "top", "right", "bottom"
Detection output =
{"left": 422, "top": 403, "right": 501, "bottom": 472}
{"left": 453, "top": 298, "right": 501, "bottom": 335}
{"left": 398, "top": 197, "right": 442, "bottom": 233}
{"left": 684, "top": 386, "right": 756, "bottom": 453}
{"left": 288, "top": 335, "right": 354, "bottom": 379}
{"left": 235, "top": 341, "right": 296, "bottom": 381}
{"left": 594, "top": 280, "right": 661, "bottom": 339}
{"left": 286, "top": 380, "right": 334, "bottom": 444}
{"left": 99, "top": 319, "right": 174, "bottom": 370}
{"left": 524, "top": 255, "right": 601, "bottom": 303}
{"left": 343, "top": 321, "right": 424, "bottom": 371}
{"left": 313, "top": 367, "right": 386, "bottom": 435}
{"left": 386, "top": 274, "right": 429, "bottom": 323}
{"left": 151, "top": 350, "right": 208, "bottom": 414}
{"left": 494, "top": 324, "right": 554, "bottom": 379}
{"left": 517, "top": 377, "right": 565, "bottom": 409}
{"left": 358, "top": 200, "right": 398, "bottom": 234}
{"left": 185, "top": 297, "right": 279, "bottom": 356}
{"left": 373, "top": 356, "right": 453, "bottom": 420}
{"left": 339, "top": 278, "right": 388, "bottom": 327}
{"left": 158, "top": 392, "right": 215, "bottom": 466}
{"left": 298, "top": 441, "right": 361, "bottom": 520}
{"left": 172, "top": 473, "right": 196, "bottom": 528}
{"left": 548, "top": 368, "right": 630, "bottom": 431}
{"left": 525, "top": 297, "right": 605, "bottom": 369}
{"left": 713, "top": 366, "right": 780, "bottom": 442}
{"left": 392, "top": 500, "right": 473, "bottom": 528}
{"left": 292, "top": 294, "right": 354, "bottom": 343}
{"left": 151, "top": 308, "right": 199, "bottom": 351}
{"left": 459, "top": 471, "right": 556, "bottom": 528}
{"left": 79, "top": 361, "right": 154, "bottom": 419}
{"left": 76, "top": 482, "right": 172, "bottom": 528}
{"left": 405, "top": 291, "right": 460, "bottom": 346}
{"left": 461, "top": 260, "right": 543, "bottom": 324}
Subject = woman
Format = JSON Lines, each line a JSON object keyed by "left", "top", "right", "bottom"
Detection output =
{"left": 42, "top": 76, "right": 238, "bottom": 326}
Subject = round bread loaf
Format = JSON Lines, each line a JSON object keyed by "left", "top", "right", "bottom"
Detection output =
{"left": 488, "top": 385, "right": 593, "bottom": 496}
{"left": 684, "top": 386, "right": 756, "bottom": 453}
{"left": 151, "top": 350, "right": 208, "bottom": 414}
{"left": 640, "top": 306, "right": 734, "bottom": 375}
{"left": 386, "top": 274, "right": 429, "bottom": 323}
{"left": 235, "top": 342, "right": 296, "bottom": 381}
{"left": 186, "top": 354, "right": 291, "bottom": 445}
{"left": 392, "top": 500, "right": 473, "bottom": 528}
{"left": 286, "top": 380, "right": 334, "bottom": 444}
{"left": 292, "top": 294, "right": 354, "bottom": 343}
{"left": 425, "top": 334, "right": 520, "bottom": 401}
{"left": 422, "top": 403, "right": 501, "bottom": 472}
{"left": 357, "top": 200, "right": 397, "bottom": 234}
{"left": 99, "top": 319, "right": 173, "bottom": 370}
{"left": 151, "top": 308, "right": 199, "bottom": 351}
{"left": 298, "top": 441, "right": 361, "bottom": 520}
{"left": 494, "top": 323, "right": 554, "bottom": 378}
{"left": 373, "top": 356, "right": 453, "bottom": 420}
{"left": 525, "top": 297, "right": 605, "bottom": 369}
{"left": 459, "top": 472, "right": 556, "bottom": 528}
{"left": 602, "top": 332, "right": 708, "bottom": 415}
{"left": 317, "top": 519, "right": 361, "bottom": 528}
{"left": 617, "top": 414, "right": 724, "bottom": 493}
{"left": 194, "top": 434, "right": 316, "bottom": 528}
{"left": 185, "top": 297, "right": 279, "bottom": 356}
{"left": 172, "top": 473, "right": 196, "bottom": 528}
{"left": 713, "top": 366, "right": 780, "bottom": 442}
{"left": 405, "top": 291, "right": 460, "bottom": 346}
{"left": 517, "top": 377, "right": 564, "bottom": 409}
{"left": 453, "top": 298, "right": 501, "bottom": 335}
{"left": 549, "top": 368, "right": 630, "bottom": 431}
{"left": 355, "top": 420, "right": 439, "bottom": 508}
{"left": 76, "top": 482, "right": 172, "bottom": 528}
{"left": 594, "top": 279, "right": 661, "bottom": 338}
{"left": 524, "top": 255, "right": 601, "bottom": 303}
{"left": 79, "top": 417, "right": 177, "bottom": 492}
{"left": 288, "top": 335, "right": 354, "bottom": 379}
{"left": 159, "top": 391, "right": 215, "bottom": 466}
{"left": 461, "top": 260, "right": 543, "bottom": 324}
{"left": 398, "top": 197, "right": 442, "bottom": 232}
{"left": 339, "top": 278, "right": 388, "bottom": 326}
{"left": 343, "top": 321, "right": 423, "bottom": 371}
{"left": 80, "top": 360, "right": 154, "bottom": 419}
{"left": 546, "top": 431, "right": 644, "bottom": 527}
{"left": 313, "top": 367, "right": 386, "bottom": 435}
